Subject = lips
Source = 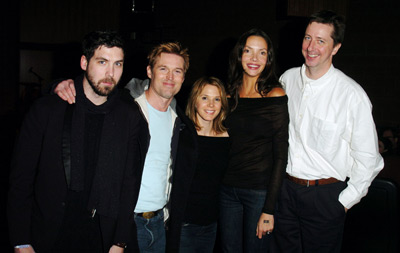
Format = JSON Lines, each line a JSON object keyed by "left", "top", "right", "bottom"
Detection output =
{"left": 247, "top": 64, "right": 260, "bottom": 69}
{"left": 99, "top": 78, "right": 115, "bottom": 86}
{"left": 163, "top": 82, "right": 175, "bottom": 88}
{"left": 102, "top": 82, "right": 113, "bottom": 86}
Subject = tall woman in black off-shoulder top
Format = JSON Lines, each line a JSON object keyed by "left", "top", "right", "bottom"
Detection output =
{"left": 219, "top": 28, "right": 289, "bottom": 252}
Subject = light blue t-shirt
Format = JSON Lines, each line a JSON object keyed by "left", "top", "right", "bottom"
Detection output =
{"left": 135, "top": 101, "right": 173, "bottom": 212}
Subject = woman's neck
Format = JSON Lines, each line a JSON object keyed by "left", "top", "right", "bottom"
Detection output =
{"left": 239, "top": 75, "right": 261, "bottom": 98}
{"left": 197, "top": 121, "right": 216, "bottom": 136}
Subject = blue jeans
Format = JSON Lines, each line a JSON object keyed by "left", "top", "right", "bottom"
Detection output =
{"left": 134, "top": 211, "right": 166, "bottom": 253}
{"left": 219, "top": 185, "right": 270, "bottom": 253}
{"left": 179, "top": 222, "right": 217, "bottom": 253}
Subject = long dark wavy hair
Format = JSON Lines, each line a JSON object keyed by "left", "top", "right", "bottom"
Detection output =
{"left": 227, "top": 28, "right": 281, "bottom": 111}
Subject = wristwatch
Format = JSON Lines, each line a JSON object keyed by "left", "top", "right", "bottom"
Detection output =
{"left": 115, "top": 242, "right": 127, "bottom": 248}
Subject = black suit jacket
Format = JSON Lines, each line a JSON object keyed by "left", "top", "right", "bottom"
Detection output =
{"left": 7, "top": 76, "right": 149, "bottom": 251}
{"left": 166, "top": 113, "right": 199, "bottom": 252}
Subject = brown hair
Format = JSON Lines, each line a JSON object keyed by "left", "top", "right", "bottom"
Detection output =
{"left": 147, "top": 42, "right": 190, "bottom": 73}
{"left": 309, "top": 10, "right": 345, "bottom": 46}
{"left": 186, "top": 76, "right": 228, "bottom": 134}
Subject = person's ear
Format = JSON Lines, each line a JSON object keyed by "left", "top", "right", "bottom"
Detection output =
{"left": 332, "top": 43, "right": 342, "bottom": 56}
{"left": 80, "top": 55, "right": 88, "bottom": 71}
{"left": 146, "top": 65, "right": 152, "bottom": 79}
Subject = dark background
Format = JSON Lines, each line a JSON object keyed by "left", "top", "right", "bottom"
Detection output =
{"left": 1, "top": 0, "right": 399, "bottom": 252}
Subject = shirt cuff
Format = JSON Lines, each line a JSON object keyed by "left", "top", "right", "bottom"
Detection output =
{"left": 15, "top": 244, "right": 31, "bottom": 248}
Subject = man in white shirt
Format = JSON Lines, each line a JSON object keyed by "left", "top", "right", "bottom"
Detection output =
{"left": 272, "top": 10, "right": 384, "bottom": 253}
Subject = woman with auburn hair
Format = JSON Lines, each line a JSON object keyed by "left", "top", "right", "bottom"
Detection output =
{"left": 219, "top": 28, "right": 289, "bottom": 252}
{"left": 167, "top": 76, "right": 230, "bottom": 253}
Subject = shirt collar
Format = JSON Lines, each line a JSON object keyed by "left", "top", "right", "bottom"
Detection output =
{"left": 300, "top": 64, "right": 335, "bottom": 92}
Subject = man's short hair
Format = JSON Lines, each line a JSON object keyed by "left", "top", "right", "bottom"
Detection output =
{"left": 147, "top": 42, "right": 190, "bottom": 73}
{"left": 309, "top": 10, "right": 346, "bottom": 46}
{"left": 82, "top": 30, "right": 125, "bottom": 62}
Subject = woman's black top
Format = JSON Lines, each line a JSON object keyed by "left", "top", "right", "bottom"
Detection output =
{"left": 183, "top": 135, "right": 230, "bottom": 225}
{"left": 223, "top": 96, "right": 289, "bottom": 214}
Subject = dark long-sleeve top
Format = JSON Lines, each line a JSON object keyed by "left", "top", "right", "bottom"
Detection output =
{"left": 166, "top": 116, "right": 230, "bottom": 252}
{"left": 223, "top": 96, "right": 289, "bottom": 214}
{"left": 7, "top": 75, "right": 149, "bottom": 250}
{"left": 183, "top": 135, "right": 230, "bottom": 225}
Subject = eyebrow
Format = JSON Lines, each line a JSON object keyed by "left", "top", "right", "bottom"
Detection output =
{"left": 305, "top": 33, "right": 327, "bottom": 40}
{"left": 200, "top": 94, "right": 221, "bottom": 97}
{"left": 244, "top": 45, "right": 267, "bottom": 50}
{"left": 94, "top": 57, "right": 124, "bottom": 62}
{"left": 158, "top": 64, "right": 184, "bottom": 71}
{"left": 94, "top": 57, "right": 109, "bottom": 61}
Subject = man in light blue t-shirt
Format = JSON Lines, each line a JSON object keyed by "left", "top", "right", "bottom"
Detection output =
{"left": 125, "top": 42, "right": 190, "bottom": 252}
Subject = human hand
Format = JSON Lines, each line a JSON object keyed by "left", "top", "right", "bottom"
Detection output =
{"left": 55, "top": 79, "right": 76, "bottom": 104}
{"left": 256, "top": 213, "right": 274, "bottom": 239}
{"left": 14, "top": 245, "right": 35, "bottom": 253}
{"left": 109, "top": 245, "right": 124, "bottom": 253}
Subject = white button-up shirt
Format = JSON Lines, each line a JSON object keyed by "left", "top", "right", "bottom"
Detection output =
{"left": 280, "top": 64, "right": 384, "bottom": 209}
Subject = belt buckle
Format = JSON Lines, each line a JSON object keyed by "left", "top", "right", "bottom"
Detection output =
{"left": 142, "top": 211, "right": 155, "bottom": 219}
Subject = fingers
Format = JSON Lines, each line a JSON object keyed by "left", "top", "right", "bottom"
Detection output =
{"left": 66, "top": 87, "right": 76, "bottom": 104}
{"left": 256, "top": 226, "right": 263, "bottom": 239}
{"left": 256, "top": 213, "right": 275, "bottom": 239}
{"left": 68, "top": 80, "right": 76, "bottom": 97}
{"left": 57, "top": 90, "right": 75, "bottom": 104}
{"left": 55, "top": 79, "right": 76, "bottom": 104}
{"left": 256, "top": 223, "right": 273, "bottom": 239}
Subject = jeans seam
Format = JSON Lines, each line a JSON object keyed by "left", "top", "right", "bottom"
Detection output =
{"left": 144, "top": 219, "right": 154, "bottom": 247}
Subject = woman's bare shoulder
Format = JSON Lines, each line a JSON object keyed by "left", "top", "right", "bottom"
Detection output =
{"left": 266, "top": 87, "right": 286, "bottom": 97}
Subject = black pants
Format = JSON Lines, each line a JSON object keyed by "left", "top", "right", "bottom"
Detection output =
{"left": 53, "top": 211, "right": 104, "bottom": 253}
{"left": 272, "top": 178, "right": 347, "bottom": 253}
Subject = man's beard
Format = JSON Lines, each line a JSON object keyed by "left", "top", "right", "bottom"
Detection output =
{"left": 85, "top": 72, "right": 118, "bottom": 96}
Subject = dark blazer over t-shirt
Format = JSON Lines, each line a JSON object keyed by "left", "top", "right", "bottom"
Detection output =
{"left": 7, "top": 75, "right": 149, "bottom": 251}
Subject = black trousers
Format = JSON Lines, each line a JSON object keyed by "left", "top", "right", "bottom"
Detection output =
{"left": 271, "top": 178, "right": 347, "bottom": 253}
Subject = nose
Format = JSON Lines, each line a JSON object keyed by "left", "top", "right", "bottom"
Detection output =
{"left": 307, "top": 40, "right": 315, "bottom": 51}
{"left": 208, "top": 99, "right": 215, "bottom": 107}
{"left": 166, "top": 71, "right": 173, "bottom": 80}
{"left": 251, "top": 53, "right": 258, "bottom": 61}
{"left": 106, "top": 65, "right": 114, "bottom": 77}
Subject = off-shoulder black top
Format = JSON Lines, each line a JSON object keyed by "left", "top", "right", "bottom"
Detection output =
{"left": 223, "top": 96, "right": 289, "bottom": 214}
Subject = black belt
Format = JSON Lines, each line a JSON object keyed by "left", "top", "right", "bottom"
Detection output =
{"left": 136, "top": 209, "right": 163, "bottom": 219}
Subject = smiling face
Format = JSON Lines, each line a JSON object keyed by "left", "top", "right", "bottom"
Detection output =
{"left": 81, "top": 45, "right": 124, "bottom": 97}
{"left": 146, "top": 52, "right": 185, "bottom": 105}
{"left": 241, "top": 35, "right": 268, "bottom": 78}
{"left": 302, "top": 22, "right": 341, "bottom": 78}
{"left": 195, "top": 84, "right": 222, "bottom": 126}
